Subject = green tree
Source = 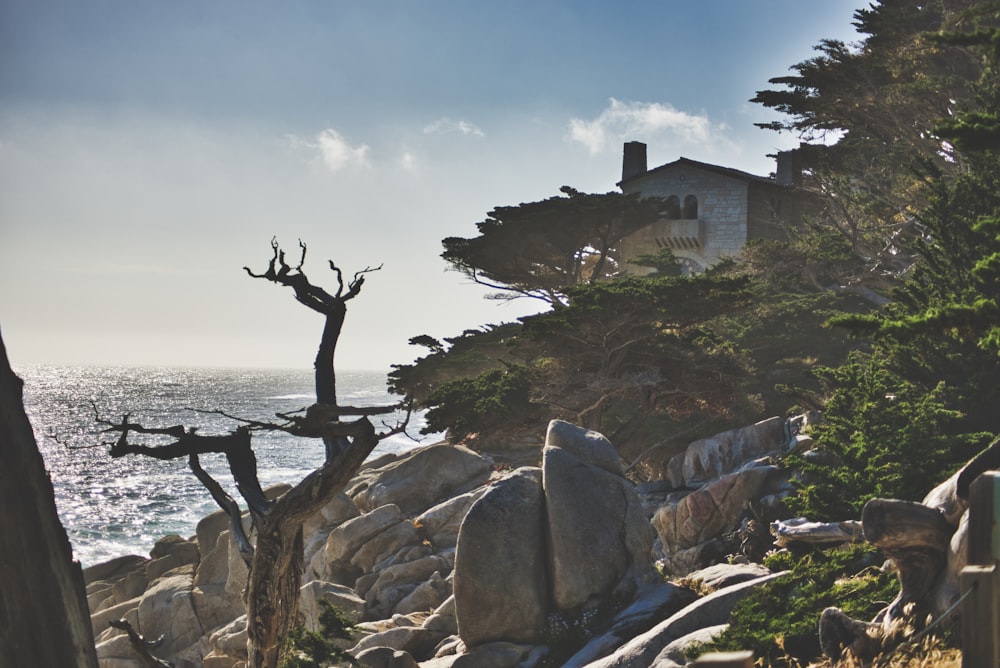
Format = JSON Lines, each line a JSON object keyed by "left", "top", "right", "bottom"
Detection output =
{"left": 441, "top": 186, "right": 663, "bottom": 307}
{"left": 393, "top": 271, "right": 763, "bottom": 464}
{"left": 786, "top": 2, "right": 1000, "bottom": 520}
{"left": 752, "top": 0, "right": 991, "bottom": 292}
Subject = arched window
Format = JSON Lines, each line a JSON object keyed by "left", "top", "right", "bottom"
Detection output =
{"left": 663, "top": 195, "right": 681, "bottom": 220}
{"left": 683, "top": 195, "right": 698, "bottom": 219}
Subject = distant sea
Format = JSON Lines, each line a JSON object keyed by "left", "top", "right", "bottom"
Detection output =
{"left": 15, "top": 365, "right": 440, "bottom": 567}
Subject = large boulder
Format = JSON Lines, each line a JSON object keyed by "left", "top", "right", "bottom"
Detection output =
{"left": 364, "top": 555, "right": 451, "bottom": 619}
{"left": 544, "top": 419, "right": 625, "bottom": 474}
{"left": 299, "top": 580, "right": 366, "bottom": 631}
{"left": 561, "top": 582, "right": 696, "bottom": 668}
{"left": 453, "top": 467, "right": 548, "bottom": 646}
{"left": 320, "top": 504, "right": 406, "bottom": 584}
{"left": 652, "top": 464, "right": 785, "bottom": 553}
{"left": 543, "top": 444, "right": 656, "bottom": 610}
{"left": 585, "top": 572, "right": 786, "bottom": 668}
{"left": 303, "top": 492, "right": 362, "bottom": 571}
{"left": 414, "top": 487, "right": 489, "bottom": 550}
{"left": 191, "top": 528, "right": 249, "bottom": 632}
{"left": 452, "top": 421, "right": 663, "bottom": 649}
{"left": 350, "top": 443, "right": 493, "bottom": 515}
{"left": 666, "top": 416, "right": 788, "bottom": 489}
{"left": 136, "top": 570, "right": 206, "bottom": 661}
{"left": 350, "top": 519, "right": 421, "bottom": 573}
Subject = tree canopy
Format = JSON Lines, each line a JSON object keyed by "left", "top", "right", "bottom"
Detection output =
{"left": 441, "top": 186, "right": 664, "bottom": 307}
{"left": 776, "top": 1, "right": 1000, "bottom": 520}
{"left": 751, "top": 0, "right": 992, "bottom": 291}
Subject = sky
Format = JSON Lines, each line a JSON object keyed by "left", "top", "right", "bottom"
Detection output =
{"left": 0, "top": 1, "right": 865, "bottom": 372}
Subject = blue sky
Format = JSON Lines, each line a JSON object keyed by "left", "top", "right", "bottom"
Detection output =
{"left": 0, "top": 1, "right": 863, "bottom": 371}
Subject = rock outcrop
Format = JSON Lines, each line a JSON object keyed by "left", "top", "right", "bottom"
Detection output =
{"left": 84, "top": 415, "right": 827, "bottom": 668}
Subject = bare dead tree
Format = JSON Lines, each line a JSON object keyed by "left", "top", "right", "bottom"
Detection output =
{"left": 244, "top": 238, "right": 382, "bottom": 408}
{"left": 100, "top": 240, "right": 408, "bottom": 668}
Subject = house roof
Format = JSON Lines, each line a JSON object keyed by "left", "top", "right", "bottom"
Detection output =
{"left": 618, "top": 156, "right": 780, "bottom": 188}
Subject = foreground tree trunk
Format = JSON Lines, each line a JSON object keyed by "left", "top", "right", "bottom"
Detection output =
{"left": 0, "top": 329, "right": 98, "bottom": 667}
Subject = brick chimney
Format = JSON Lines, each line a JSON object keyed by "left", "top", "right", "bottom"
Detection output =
{"left": 776, "top": 148, "right": 803, "bottom": 187}
{"left": 622, "top": 141, "right": 648, "bottom": 183}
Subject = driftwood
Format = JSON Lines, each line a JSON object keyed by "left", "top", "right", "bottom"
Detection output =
{"left": 770, "top": 517, "right": 864, "bottom": 547}
{"left": 817, "top": 438, "right": 1000, "bottom": 661}
{"left": 107, "top": 619, "right": 171, "bottom": 668}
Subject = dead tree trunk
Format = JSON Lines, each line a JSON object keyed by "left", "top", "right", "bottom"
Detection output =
{"left": 246, "top": 417, "right": 378, "bottom": 668}
{"left": 244, "top": 238, "right": 380, "bottom": 408}
{"left": 0, "top": 329, "right": 99, "bottom": 667}
{"left": 98, "top": 240, "right": 400, "bottom": 668}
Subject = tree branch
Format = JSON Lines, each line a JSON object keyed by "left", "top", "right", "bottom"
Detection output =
{"left": 107, "top": 619, "right": 171, "bottom": 668}
{"left": 188, "top": 453, "right": 255, "bottom": 563}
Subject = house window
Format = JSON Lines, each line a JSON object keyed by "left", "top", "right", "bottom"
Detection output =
{"left": 663, "top": 195, "right": 681, "bottom": 219}
{"left": 683, "top": 195, "right": 698, "bottom": 219}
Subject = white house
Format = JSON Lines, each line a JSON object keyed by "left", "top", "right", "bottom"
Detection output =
{"left": 617, "top": 141, "right": 808, "bottom": 274}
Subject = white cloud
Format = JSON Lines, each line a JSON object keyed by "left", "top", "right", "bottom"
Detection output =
{"left": 567, "top": 98, "right": 733, "bottom": 155}
{"left": 315, "top": 128, "right": 370, "bottom": 171}
{"left": 398, "top": 150, "right": 418, "bottom": 171}
{"left": 423, "top": 117, "right": 485, "bottom": 137}
{"left": 287, "top": 128, "right": 370, "bottom": 172}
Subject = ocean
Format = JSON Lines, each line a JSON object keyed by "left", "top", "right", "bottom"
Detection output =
{"left": 14, "top": 364, "right": 439, "bottom": 567}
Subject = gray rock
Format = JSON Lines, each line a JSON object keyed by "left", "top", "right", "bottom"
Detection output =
{"left": 366, "top": 555, "right": 450, "bottom": 619}
{"left": 545, "top": 419, "right": 625, "bottom": 474}
{"left": 652, "top": 465, "right": 784, "bottom": 552}
{"left": 327, "top": 504, "right": 406, "bottom": 564}
{"left": 667, "top": 416, "right": 787, "bottom": 488}
{"left": 654, "top": 624, "right": 729, "bottom": 665}
{"left": 354, "top": 646, "right": 419, "bottom": 668}
{"left": 394, "top": 571, "right": 450, "bottom": 615}
{"left": 450, "top": 641, "right": 536, "bottom": 668}
{"left": 453, "top": 468, "right": 547, "bottom": 646}
{"left": 299, "top": 580, "right": 366, "bottom": 631}
{"left": 351, "top": 443, "right": 492, "bottom": 515}
{"left": 561, "top": 582, "right": 696, "bottom": 667}
{"left": 83, "top": 554, "right": 148, "bottom": 587}
{"left": 196, "top": 511, "right": 233, "bottom": 561}
{"left": 208, "top": 615, "right": 248, "bottom": 658}
{"left": 89, "top": 596, "right": 141, "bottom": 639}
{"left": 422, "top": 595, "right": 458, "bottom": 635}
{"left": 150, "top": 534, "right": 199, "bottom": 563}
{"left": 684, "top": 563, "right": 772, "bottom": 592}
{"left": 350, "top": 519, "right": 421, "bottom": 573}
{"left": 585, "top": 572, "right": 787, "bottom": 668}
{"left": 414, "top": 487, "right": 488, "bottom": 550}
{"left": 136, "top": 571, "right": 204, "bottom": 659}
{"left": 350, "top": 626, "right": 446, "bottom": 662}
{"left": 543, "top": 445, "right": 656, "bottom": 610}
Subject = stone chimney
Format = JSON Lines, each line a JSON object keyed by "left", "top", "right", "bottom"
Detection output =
{"left": 621, "top": 141, "right": 648, "bottom": 183}
{"left": 776, "top": 148, "right": 803, "bottom": 187}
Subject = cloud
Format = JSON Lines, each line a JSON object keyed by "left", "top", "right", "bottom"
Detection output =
{"left": 288, "top": 129, "right": 370, "bottom": 172}
{"left": 423, "top": 117, "right": 485, "bottom": 137}
{"left": 567, "top": 98, "right": 733, "bottom": 155}
{"left": 315, "top": 129, "right": 370, "bottom": 171}
{"left": 398, "top": 150, "right": 418, "bottom": 171}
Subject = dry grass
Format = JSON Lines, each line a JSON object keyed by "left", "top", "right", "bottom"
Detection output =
{"left": 804, "top": 635, "right": 961, "bottom": 668}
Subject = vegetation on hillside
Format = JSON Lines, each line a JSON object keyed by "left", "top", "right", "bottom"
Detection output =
{"left": 387, "top": 2, "right": 1000, "bottom": 664}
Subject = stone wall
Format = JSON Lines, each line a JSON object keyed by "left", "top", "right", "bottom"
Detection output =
{"left": 620, "top": 166, "right": 750, "bottom": 274}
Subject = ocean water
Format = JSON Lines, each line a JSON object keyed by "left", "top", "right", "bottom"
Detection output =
{"left": 15, "top": 365, "right": 439, "bottom": 567}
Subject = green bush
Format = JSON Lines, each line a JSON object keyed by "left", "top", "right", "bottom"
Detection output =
{"left": 421, "top": 364, "right": 541, "bottom": 440}
{"left": 280, "top": 600, "right": 358, "bottom": 668}
{"left": 704, "top": 545, "right": 897, "bottom": 666}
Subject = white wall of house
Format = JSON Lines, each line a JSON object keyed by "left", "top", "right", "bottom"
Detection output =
{"left": 619, "top": 165, "right": 750, "bottom": 274}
